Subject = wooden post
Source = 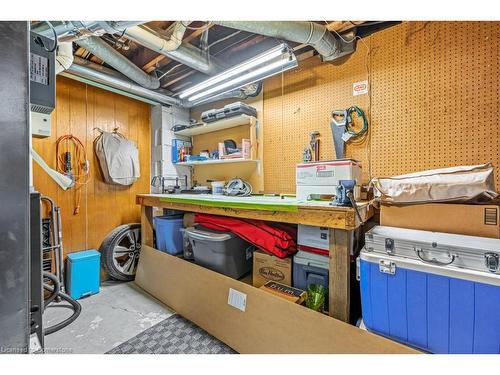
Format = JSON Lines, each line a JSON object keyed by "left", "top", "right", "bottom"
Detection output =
{"left": 141, "top": 205, "right": 154, "bottom": 247}
{"left": 329, "top": 229, "right": 352, "bottom": 322}
{"left": 250, "top": 117, "right": 257, "bottom": 161}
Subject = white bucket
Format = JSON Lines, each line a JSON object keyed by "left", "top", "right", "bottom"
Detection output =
{"left": 211, "top": 181, "right": 225, "bottom": 195}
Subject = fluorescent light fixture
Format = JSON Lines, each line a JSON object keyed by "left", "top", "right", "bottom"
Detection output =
{"left": 179, "top": 43, "right": 298, "bottom": 103}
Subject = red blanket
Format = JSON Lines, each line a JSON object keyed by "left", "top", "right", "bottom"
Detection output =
{"left": 194, "top": 213, "right": 297, "bottom": 258}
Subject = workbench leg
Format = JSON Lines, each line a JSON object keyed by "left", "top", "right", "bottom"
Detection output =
{"left": 141, "top": 205, "right": 154, "bottom": 248}
{"left": 329, "top": 229, "right": 352, "bottom": 322}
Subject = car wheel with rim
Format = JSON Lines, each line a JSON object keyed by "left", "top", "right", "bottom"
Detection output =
{"left": 99, "top": 224, "right": 141, "bottom": 281}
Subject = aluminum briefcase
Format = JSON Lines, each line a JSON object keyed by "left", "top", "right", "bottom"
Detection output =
{"left": 364, "top": 225, "right": 500, "bottom": 274}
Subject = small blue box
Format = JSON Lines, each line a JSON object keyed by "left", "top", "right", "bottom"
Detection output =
{"left": 66, "top": 249, "right": 101, "bottom": 300}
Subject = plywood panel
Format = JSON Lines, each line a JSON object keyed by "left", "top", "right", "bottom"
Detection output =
{"left": 135, "top": 245, "right": 418, "bottom": 353}
{"left": 263, "top": 21, "right": 500, "bottom": 194}
{"left": 32, "top": 76, "right": 151, "bottom": 256}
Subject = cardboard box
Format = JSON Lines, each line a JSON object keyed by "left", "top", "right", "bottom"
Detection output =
{"left": 260, "top": 281, "right": 306, "bottom": 304}
{"left": 252, "top": 250, "right": 292, "bottom": 288}
{"left": 297, "top": 224, "right": 333, "bottom": 254}
{"left": 380, "top": 203, "right": 500, "bottom": 238}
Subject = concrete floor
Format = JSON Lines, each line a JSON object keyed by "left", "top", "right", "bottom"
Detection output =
{"left": 43, "top": 281, "right": 174, "bottom": 354}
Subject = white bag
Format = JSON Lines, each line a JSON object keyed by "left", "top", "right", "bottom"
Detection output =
{"left": 371, "top": 164, "right": 498, "bottom": 204}
{"left": 94, "top": 130, "right": 140, "bottom": 186}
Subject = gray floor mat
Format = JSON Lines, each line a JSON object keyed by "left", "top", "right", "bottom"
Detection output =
{"left": 107, "top": 314, "right": 237, "bottom": 354}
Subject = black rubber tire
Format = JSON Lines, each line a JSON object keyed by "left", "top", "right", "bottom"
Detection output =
{"left": 99, "top": 223, "right": 141, "bottom": 281}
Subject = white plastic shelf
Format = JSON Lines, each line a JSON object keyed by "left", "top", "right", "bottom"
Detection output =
{"left": 173, "top": 114, "right": 256, "bottom": 137}
{"left": 175, "top": 158, "right": 258, "bottom": 166}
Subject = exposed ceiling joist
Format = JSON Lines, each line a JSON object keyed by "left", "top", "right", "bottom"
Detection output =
{"left": 141, "top": 25, "right": 214, "bottom": 73}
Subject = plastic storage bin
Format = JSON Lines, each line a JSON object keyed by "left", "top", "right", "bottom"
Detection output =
{"left": 180, "top": 227, "right": 194, "bottom": 260}
{"left": 154, "top": 215, "right": 184, "bottom": 255}
{"left": 66, "top": 249, "right": 100, "bottom": 300}
{"left": 186, "top": 226, "right": 253, "bottom": 279}
{"left": 293, "top": 250, "right": 329, "bottom": 291}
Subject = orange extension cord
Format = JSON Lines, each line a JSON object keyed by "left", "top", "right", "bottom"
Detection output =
{"left": 56, "top": 135, "right": 90, "bottom": 215}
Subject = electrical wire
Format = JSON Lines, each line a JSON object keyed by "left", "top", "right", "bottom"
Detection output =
{"left": 56, "top": 135, "right": 90, "bottom": 215}
{"left": 329, "top": 27, "right": 357, "bottom": 44}
{"left": 36, "top": 21, "right": 58, "bottom": 53}
{"left": 157, "top": 63, "right": 182, "bottom": 80}
{"left": 355, "top": 35, "right": 373, "bottom": 180}
{"left": 160, "top": 33, "right": 255, "bottom": 86}
{"left": 328, "top": 23, "right": 373, "bottom": 180}
{"left": 208, "top": 30, "right": 242, "bottom": 48}
{"left": 223, "top": 178, "right": 252, "bottom": 197}
{"left": 344, "top": 106, "right": 369, "bottom": 138}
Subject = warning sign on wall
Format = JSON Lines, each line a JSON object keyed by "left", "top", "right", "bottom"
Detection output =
{"left": 353, "top": 80, "right": 369, "bottom": 96}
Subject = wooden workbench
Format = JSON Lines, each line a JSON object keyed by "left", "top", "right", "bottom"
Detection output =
{"left": 137, "top": 193, "right": 373, "bottom": 322}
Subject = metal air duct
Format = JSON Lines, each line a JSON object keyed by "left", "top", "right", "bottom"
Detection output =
{"left": 75, "top": 36, "right": 160, "bottom": 90}
{"left": 64, "top": 57, "right": 181, "bottom": 106}
{"left": 31, "top": 21, "right": 143, "bottom": 42}
{"left": 213, "top": 21, "right": 354, "bottom": 61}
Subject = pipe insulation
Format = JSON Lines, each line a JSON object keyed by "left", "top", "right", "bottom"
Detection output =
{"left": 213, "top": 21, "right": 344, "bottom": 61}
{"left": 125, "top": 22, "right": 187, "bottom": 53}
{"left": 124, "top": 24, "right": 225, "bottom": 75}
{"left": 76, "top": 36, "right": 160, "bottom": 90}
{"left": 55, "top": 42, "right": 74, "bottom": 74}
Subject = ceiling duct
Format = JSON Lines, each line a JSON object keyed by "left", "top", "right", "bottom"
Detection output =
{"left": 32, "top": 21, "right": 161, "bottom": 89}
{"left": 75, "top": 36, "right": 161, "bottom": 90}
{"left": 213, "top": 21, "right": 355, "bottom": 61}
{"left": 63, "top": 57, "right": 255, "bottom": 108}
{"left": 64, "top": 57, "right": 181, "bottom": 106}
{"left": 31, "top": 21, "right": 143, "bottom": 42}
{"left": 123, "top": 23, "right": 224, "bottom": 75}
{"left": 32, "top": 21, "right": 224, "bottom": 86}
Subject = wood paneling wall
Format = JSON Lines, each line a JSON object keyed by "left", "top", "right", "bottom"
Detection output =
{"left": 32, "top": 76, "right": 151, "bottom": 256}
{"left": 263, "top": 21, "right": 500, "bottom": 194}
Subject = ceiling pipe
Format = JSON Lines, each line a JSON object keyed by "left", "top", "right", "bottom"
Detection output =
{"left": 125, "top": 22, "right": 187, "bottom": 53}
{"left": 32, "top": 21, "right": 223, "bottom": 85}
{"left": 123, "top": 23, "right": 224, "bottom": 75}
{"left": 75, "top": 36, "right": 161, "bottom": 90}
{"left": 32, "top": 20, "right": 161, "bottom": 89}
{"left": 62, "top": 57, "right": 254, "bottom": 108}
{"left": 213, "top": 21, "right": 351, "bottom": 61}
{"left": 31, "top": 21, "right": 144, "bottom": 42}
{"left": 63, "top": 57, "right": 181, "bottom": 107}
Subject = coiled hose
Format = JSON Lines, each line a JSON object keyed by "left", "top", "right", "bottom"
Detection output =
{"left": 43, "top": 271, "right": 82, "bottom": 335}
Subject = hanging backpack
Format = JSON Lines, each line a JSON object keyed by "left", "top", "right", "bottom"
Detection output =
{"left": 94, "top": 129, "right": 140, "bottom": 186}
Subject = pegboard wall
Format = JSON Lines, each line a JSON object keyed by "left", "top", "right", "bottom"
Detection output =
{"left": 262, "top": 21, "right": 500, "bottom": 194}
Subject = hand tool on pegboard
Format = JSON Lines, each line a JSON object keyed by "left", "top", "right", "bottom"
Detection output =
{"left": 330, "top": 110, "right": 348, "bottom": 159}
{"left": 310, "top": 131, "right": 320, "bottom": 161}
{"left": 330, "top": 106, "right": 369, "bottom": 160}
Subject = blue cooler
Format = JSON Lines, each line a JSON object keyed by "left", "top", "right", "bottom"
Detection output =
{"left": 360, "top": 226, "right": 500, "bottom": 354}
{"left": 293, "top": 250, "right": 329, "bottom": 291}
{"left": 66, "top": 249, "right": 101, "bottom": 300}
{"left": 154, "top": 215, "right": 184, "bottom": 255}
